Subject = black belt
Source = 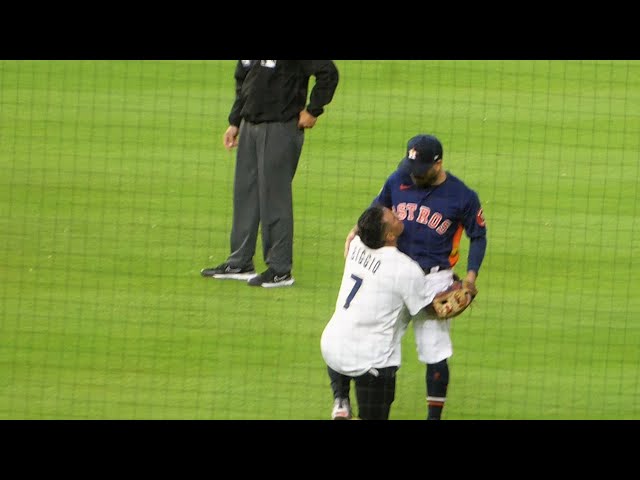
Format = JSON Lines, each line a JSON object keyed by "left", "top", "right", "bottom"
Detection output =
{"left": 423, "top": 268, "right": 461, "bottom": 282}
{"left": 422, "top": 266, "right": 454, "bottom": 276}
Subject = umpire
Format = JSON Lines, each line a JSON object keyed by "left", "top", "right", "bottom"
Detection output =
{"left": 201, "top": 60, "right": 339, "bottom": 288}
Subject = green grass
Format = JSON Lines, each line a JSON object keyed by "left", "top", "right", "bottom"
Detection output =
{"left": 1, "top": 60, "right": 639, "bottom": 419}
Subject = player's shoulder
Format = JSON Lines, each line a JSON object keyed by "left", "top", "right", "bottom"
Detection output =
{"left": 374, "top": 244, "right": 410, "bottom": 264}
{"left": 386, "top": 248, "right": 424, "bottom": 276}
{"left": 350, "top": 235, "right": 365, "bottom": 251}
{"left": 445, "top": 172, "right": 480, "bottom": 197}
{"left": 445, "top": 172, "right": 470, "bottom": 188}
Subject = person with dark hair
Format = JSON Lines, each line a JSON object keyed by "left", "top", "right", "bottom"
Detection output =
{"left": 201, "top": 60, "right": 339, "bottom": 288}
{"left": 321, "top": 205, "right": 442, "bottom": 420}
{"left": 343, "top": 134, "right": 488, "bottom": 420}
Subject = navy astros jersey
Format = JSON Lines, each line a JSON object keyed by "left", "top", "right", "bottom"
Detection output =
{"left": 372, "top": 164, "right": 487, "bottom": 274}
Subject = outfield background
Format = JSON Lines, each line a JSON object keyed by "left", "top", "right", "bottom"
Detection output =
{"left": 1, "top": 60, "right": 638, "bottom": 419}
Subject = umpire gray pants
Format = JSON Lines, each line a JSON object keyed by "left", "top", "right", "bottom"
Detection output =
{"left": 226, "top": 118, "right": 304, "bottom": 274}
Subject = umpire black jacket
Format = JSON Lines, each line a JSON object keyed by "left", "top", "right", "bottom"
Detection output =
{"left": 228, "top": 60, "right": 339, "bottom": 127}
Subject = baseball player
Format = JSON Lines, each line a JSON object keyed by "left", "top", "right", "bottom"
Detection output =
{"left": 321, "top": 205, "right": 442, "bottom": 420}
{"left": 344, "top": 134, "right": 487, "bottom": 420}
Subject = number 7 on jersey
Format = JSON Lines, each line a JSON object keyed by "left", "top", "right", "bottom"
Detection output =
{"left": 343, "top": 274, "right": 363, "bottom": 309}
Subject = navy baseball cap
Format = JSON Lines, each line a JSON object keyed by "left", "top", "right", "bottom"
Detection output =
{"left": 402, "top": 134, "right": 443, "bottom": 176}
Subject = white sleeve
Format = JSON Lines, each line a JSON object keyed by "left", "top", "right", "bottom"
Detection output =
{"left": 401, "top": 260, "right": 439, "bottom": 316}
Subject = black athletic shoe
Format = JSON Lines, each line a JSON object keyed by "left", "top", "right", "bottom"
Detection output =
{"left": 200, "top": 263, "right": 256, "bottom": 280}
{"left": 247, "top": 267, "right": 295, "bottom": 288}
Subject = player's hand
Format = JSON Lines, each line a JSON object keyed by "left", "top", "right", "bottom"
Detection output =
{"left": 223, "top": 125, "right": 239, "bottom": 151}
{"left": 464, "top": 271, "right": 477, "bottom": 286}
{"left": 298, "top": 110, "right": 317, "bottom": 129}
{"left": 463, "top": 271, "right": 478, "bottom": 297}
{"left": 344, "top": 226, "right": 358, "bottom": 258}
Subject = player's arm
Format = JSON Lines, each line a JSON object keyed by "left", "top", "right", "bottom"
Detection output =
{"left": 463, "top": 192, "right": 487, "bottom": 285}
{"left": 401, "top": 255, "right": 477, "bottom": 319}
{"left": 465, "top": 238, "right": 485, "bottom": 283}
{"left": 401, "top": 260, "right": 441, "bottom": 315}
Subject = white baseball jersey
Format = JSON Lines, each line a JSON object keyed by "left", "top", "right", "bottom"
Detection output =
{"left": 321, "top": 236, "right": 439, "bottom": 377}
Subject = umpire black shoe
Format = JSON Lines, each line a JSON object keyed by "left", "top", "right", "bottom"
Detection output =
{"left": 201, "top": 263, "right": 256, "bottom": 280}
{"left": 247, "top": 267, "right": 295, "bottom": 288}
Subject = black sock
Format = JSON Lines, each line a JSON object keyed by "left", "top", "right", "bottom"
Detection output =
{"left": 426, "top": 359, "right": 449, "bottom": 420}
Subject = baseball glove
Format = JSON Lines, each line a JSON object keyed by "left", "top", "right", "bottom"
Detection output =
{"left": 430, "top": 281, "right": 478, "bottom": 319}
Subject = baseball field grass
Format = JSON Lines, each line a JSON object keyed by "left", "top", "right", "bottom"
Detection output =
{"left": 1, "top": 60, "right": 639, "bottom": 419}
